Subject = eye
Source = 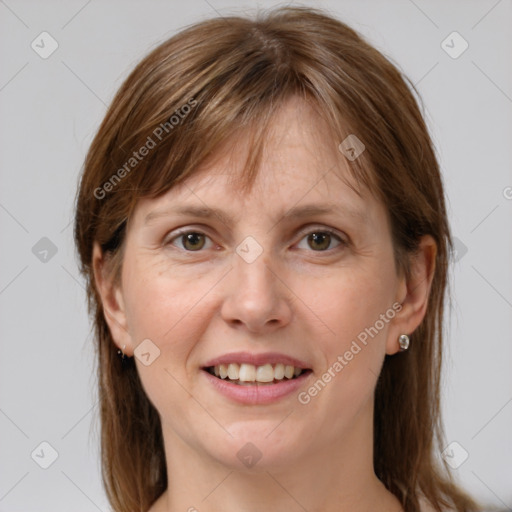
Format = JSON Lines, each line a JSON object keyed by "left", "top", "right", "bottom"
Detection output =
{"left": 166, "top": 230, "right": 214, "bottom": 251}
{"left": 165, "top": 227, "right": 347, "bottom": 253}
{"left": 296, "top": 229, "right": 346, "bottom": 252}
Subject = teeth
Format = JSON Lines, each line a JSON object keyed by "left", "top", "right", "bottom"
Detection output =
{"left": 274, "top": 363, "right": 285, "bottom": 380}
{"left": 239, "top": 363, "right": 256, "bottom": 382}
{"left": 209, "top": 363, "right": 305, "bottom": 383}
{"left": 256, "top": 363, "right": 274, "bottom": 382}
{"left": 227, "top": 363, "right": 239, "bottom": 380}
{"left": 219, "top": 364, "right": 228, "bottom": 379}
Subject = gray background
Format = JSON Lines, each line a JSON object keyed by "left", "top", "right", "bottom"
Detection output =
{"left": 1, "top": 0, "right": 511, "bottom": 510}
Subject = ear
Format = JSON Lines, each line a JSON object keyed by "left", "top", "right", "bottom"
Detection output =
{"left": 386, "top": 235, "right": 437, "bottom": 355}
{"left": 92, "top": 241, "right": 134, "bottom": 356}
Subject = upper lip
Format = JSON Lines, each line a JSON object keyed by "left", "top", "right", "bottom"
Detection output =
{"left": 202, "top": 351, "right": 311, "bottom": 369}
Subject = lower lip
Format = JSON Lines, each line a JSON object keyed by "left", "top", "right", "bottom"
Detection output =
{"left": 201, "top": 369, "right": 312, "bottom": 405}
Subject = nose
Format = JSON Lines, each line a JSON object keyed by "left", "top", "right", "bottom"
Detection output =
{"left": 219, "top": 249, "right": 293, "bottom": 334}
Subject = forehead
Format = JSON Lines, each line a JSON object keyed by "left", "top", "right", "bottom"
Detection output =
{"left": 212, "top": 96, "right": 349, "bottom": 189}
{"left": 132, "top": 96, "right": 385, "bottom": 228}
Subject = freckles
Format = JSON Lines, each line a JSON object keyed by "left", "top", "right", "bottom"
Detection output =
{"left": 302, "top": 278, "right": 362, "bottom": 320}
{"left": 131, "top": 274, "right": 214, "bottom": 340}
{"left": 308, "top": 278, "right": 387, "bottom": 361}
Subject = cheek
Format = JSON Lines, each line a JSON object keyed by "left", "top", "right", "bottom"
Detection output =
{"left": 295, "top": 262, "right": 395, "bottom": 417}
{"left": 299, "top": 263, "right": 395, "bottom": 352}
{"left": 122, "top": 254, "right": 217, "bottom": 344}
{"left": 121, "top": 258, "right": 218, "bottom": 418}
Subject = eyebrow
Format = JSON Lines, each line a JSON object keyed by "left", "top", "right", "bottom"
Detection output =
{"left": 143, "top": 203, "right": 367, "bottom": 227}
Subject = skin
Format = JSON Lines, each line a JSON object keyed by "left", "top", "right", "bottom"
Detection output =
{"left": 93, "top": 96, "right": 436, "bottom": 512}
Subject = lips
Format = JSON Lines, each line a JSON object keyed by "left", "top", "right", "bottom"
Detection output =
{"left": 202, "top": 351, "right": 311, "bottom": 369}
{"left": 201, "top": 351, "right": 313, "bottom": 404}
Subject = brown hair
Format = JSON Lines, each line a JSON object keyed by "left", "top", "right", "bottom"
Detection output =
{"left": 74, "top": 6, "right": 487, "bottom": 512}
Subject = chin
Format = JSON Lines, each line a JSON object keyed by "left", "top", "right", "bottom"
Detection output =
{"left": 203, "top": 420, "right": 310, "bottom": 472}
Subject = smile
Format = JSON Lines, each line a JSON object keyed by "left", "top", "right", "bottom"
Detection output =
{"left": 205, "top": 363, "right": 310, "bottom": 385}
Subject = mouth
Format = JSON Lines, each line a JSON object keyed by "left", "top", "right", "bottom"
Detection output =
{"left": 201, "top": 352, "right": 313, "bottom": 404}
{"left": 202, "top": 363, "right": 313, "bottom": 386}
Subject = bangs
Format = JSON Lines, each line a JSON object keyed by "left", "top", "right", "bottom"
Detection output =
{"left": 99, "top": 23, "right": 377, "bottom": 235}
{"left": 122, "top": 89, "right": 375, "bottom": 218}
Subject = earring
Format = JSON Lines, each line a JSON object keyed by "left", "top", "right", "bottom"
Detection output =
{"left": 117, "top": 344, "right": 128, "bottom": 361}
{"left": 398, "top": 334, "right": 410, "bottom": 352}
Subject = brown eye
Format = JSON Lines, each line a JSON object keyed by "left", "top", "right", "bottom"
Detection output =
{"left": 181, "top": 232, "right": 206, "bottom": 251}
{"left": 307, "top": 232, "right": 332, "bottom": 251}
{"left": 167, "top": 230, "right": 213, "bottom": 251}
{"left": 296, "top": 229, "right": 345, "bottom": 252}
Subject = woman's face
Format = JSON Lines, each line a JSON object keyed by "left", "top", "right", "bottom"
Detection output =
{"left": 97, "top": 96, "right": 423, "bottom": 473}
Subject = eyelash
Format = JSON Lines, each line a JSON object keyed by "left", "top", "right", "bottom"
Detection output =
{"left": 164, "top": 226, "right": 348, "bottom": 254}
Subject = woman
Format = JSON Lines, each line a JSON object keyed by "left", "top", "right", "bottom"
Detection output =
{"left": 73, "top": 6, "right": 489, "bottom": 512}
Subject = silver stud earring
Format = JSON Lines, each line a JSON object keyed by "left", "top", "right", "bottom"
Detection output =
{"left": 398, "top": 334, "right": 410, "bottom": 351}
